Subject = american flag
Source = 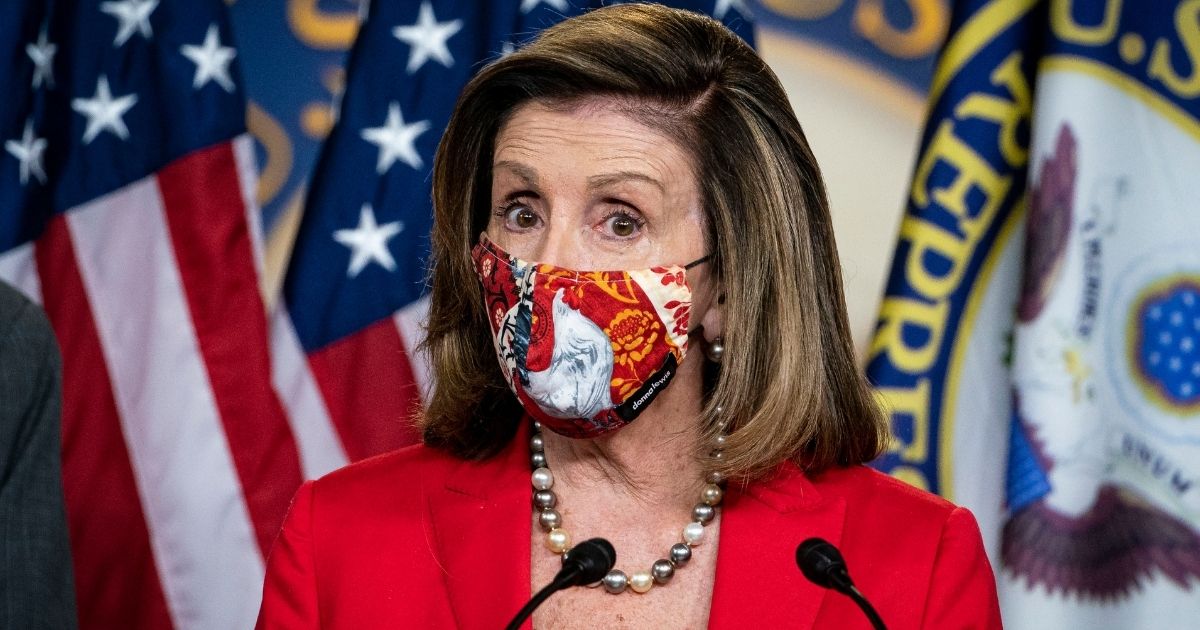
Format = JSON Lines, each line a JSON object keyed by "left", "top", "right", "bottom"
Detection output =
{"left": 1, "top": 0, "right": 298, "bottom": 628}
{"left": 272, "top": 0, "right": 756, "bottom": 481}
{"left": 1, "top": 0, "right": 754, "bottom": 627}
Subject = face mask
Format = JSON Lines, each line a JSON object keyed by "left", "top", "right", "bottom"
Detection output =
{"left": 471, "top": 234, "right": 709, "bottom": 439}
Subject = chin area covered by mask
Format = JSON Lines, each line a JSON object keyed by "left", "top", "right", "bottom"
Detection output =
{"left": 471, "top": 234, "right": 709, "bottom": 439}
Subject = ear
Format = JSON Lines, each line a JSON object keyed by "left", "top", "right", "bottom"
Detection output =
{"left": 698, "top": 290, "right": 724, "bottom": 343}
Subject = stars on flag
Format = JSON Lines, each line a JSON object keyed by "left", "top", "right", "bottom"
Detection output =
{"left": 100, "top": 0, "right": 160, "bottom": 47}
{"left": 1139, "top": 283, "right": 1200, "bottom": 404}
{"left": 26, "top": 30, "right": 56, "bottom": 90}
{"left": 5, "top": 119, "right": 48, "bottom": 186}
{"left": 520, "top": 0, "right": 570, "bottom": 13}
{"left": 333, "top": 204, "right": 405, "bottom": 277}
{"left": 181, "top": 24, "right": 237, "bottom": 92}
{"left": 392, "top": 1, "right": 463, "bottom": 74}
{"left": 281, "top": 0, "right": 754, "bottom": 356}
{"left": 71, "top": 76, "right": 139, "bottom": 144}
{"left": 360, "top": 103, "right": 431, "bottom": 173}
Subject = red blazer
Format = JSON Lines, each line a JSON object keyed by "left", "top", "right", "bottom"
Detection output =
{"left": 257, "top": 427, "right": 1001, "bottom": 629}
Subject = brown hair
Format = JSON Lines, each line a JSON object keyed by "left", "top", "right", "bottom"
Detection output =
{"left": 422, "top": 3, "right": 886, "bottom": 478}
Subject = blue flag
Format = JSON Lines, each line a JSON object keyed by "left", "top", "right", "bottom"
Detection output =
{"left": 868, "top": 0, "right": 1200, "bottom": 626}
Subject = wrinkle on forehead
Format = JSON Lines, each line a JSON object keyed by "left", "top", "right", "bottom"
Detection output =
{"left": 492, "top": 99, "right": 697, "bottom": 193}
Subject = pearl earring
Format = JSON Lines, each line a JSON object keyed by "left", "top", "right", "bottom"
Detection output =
{"left": 706, "top": 337, "right": 724, "bottom": 363}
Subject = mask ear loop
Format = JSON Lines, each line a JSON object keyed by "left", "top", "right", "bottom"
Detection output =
{"left": 684, "top": 254, "right": 712, "bottom": 270}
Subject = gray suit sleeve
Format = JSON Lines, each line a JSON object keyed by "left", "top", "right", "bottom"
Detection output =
{"left": 0, "top": 283, "right": 78, "bottom": 630}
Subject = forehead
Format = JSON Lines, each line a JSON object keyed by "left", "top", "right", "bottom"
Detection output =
{"left": 492, "top": 99, "right": 697, "bottom": 186}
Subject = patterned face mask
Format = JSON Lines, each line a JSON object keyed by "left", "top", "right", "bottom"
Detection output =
{"left": 471, "top": 234, "right": 709, "bottom": 438}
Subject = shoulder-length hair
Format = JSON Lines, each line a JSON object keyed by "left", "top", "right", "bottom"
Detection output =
{"left": 422, "top": 3, "right": 886, "bottom": 478}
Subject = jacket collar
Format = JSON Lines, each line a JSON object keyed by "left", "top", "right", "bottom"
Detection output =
{"left": 709, "top": 462, "right": 847, "bottom": 628}
{"left": 426, "top": 425, "right": 846, "bottom": 629}
{"left": 425, "top": 422, "right": 534, "bottom": 629}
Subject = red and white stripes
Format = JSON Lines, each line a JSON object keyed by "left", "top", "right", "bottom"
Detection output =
{"left": 271, "top": 296, "right": 425, "bottom": 472}
{"left": 2, "top": 136, "right": 297, "bottom": 630}
{"left": 0, "top": 134, "right": 430, "bottom": 629}
{"left": 34, "top": 218, "right": 175, "bottom": 629}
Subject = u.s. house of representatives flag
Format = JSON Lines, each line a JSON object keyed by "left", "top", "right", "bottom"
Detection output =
{"left": 868, "top": 0, "right": 1200, "bottom": 627}
{"left": 1, "top": 0, "right": 301, "bottom": 628}
{"left": 271, "top": 0, "right": 755, "bottom": 481}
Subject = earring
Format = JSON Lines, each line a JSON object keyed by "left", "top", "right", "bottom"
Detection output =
{"left": 706, "top": 337, "right": 724, "bottom": 363}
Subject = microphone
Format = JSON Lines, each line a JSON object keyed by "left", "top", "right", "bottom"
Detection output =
{"left": 504, "top": 538, "right": 616, "bottom": 630}
{"left": 795, "top": 538, "right": 887, "bottom": 630}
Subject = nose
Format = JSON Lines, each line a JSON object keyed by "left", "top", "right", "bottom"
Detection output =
{"left": 522, "top": 211, "right": 582, "bottom": 269}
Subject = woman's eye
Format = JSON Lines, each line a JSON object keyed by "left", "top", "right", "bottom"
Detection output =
{"left": 605, "top": 212, "right": 642, "bottom": 238}
{"left": 504, "top": 205, "right": 539, "bottom": 230}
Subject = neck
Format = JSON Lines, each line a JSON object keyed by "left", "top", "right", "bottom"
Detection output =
{"left": 538, "top": 356, "right": 708, "bottom": 508}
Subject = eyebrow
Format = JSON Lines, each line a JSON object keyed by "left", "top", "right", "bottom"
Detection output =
{"left": 492, "top": 161, "right": 664, "bottom": 194}
{"left": 493, "top": 160, "right": 540, "bottom": 188}
{"left": 587, "top": 170, "right": 664, "bottom": 193}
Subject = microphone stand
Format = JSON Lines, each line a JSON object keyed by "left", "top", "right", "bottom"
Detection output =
{"left": 844, "top": 585, "right": 886, "bottom": 630}
{"left": 796, "top": 538, "right": 888, "bottom": 630}
{"left": 503, "top": 566, "right": 582, "bottom": 630}
{"left": 504, "top": 538, "right": 615, "bottom": 630}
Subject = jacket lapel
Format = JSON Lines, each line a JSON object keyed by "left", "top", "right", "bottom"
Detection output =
{"left": 425, "top": 423, "right": 533, "bottom": 629}
{"left": 709, "top": 462, "right": 847, "bottom": 629}
{"left": 424, "top": 431, "right": 847, "bottom": 630}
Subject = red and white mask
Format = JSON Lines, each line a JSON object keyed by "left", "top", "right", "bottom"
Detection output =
{"left": 471, "top": 233, "right": 707, "bottom": 438}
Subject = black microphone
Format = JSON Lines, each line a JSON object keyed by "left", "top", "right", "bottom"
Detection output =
{"left": 504, "top": 538, "right": 615, "bottom": 630}
{"left": 796, "top": 538, "right": 887, "bottom": 630}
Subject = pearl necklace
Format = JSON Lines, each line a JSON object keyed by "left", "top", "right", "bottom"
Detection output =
{"left": 528, "top": 419, "right": 727, "bottom": 594}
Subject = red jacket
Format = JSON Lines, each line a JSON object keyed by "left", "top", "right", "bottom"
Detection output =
{"left": 257, "top": 428, "right": 1002, "bottom": 629}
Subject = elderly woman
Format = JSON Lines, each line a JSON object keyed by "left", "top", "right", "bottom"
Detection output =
{"left": 257, "top": 4, "right": 1001, "bottom": 629}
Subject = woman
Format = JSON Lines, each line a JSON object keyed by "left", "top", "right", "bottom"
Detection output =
{"left": 257, "top": 4, "right": 1002, "bottom": 628}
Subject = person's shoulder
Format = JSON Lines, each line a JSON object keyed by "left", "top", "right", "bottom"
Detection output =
{"left": 0, "top": 280, "right": 32, "bottom": 315}
{"left": 311, "top": 441, "right": 455, "bottom": 501}
{"left": 807, "top": 469, "right": 999, "bottom": 626}
{"left": 284, "top": 442, "right": 462, "bottom": 546}
{"left": 0, "top": 281, "right": 60, "bottom": 419}
{"left": 808, "top": 464, "right": 959, "bottom": 524}
{"left": 804, "top": 466, "right": 992, "bottom": 596}
{"left": 0, "top": 281, "right": 54, "bottom": 347}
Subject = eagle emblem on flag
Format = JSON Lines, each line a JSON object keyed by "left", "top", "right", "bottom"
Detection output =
{"left": 1003, "top": 119, "right": 1200, "bottom": 600}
